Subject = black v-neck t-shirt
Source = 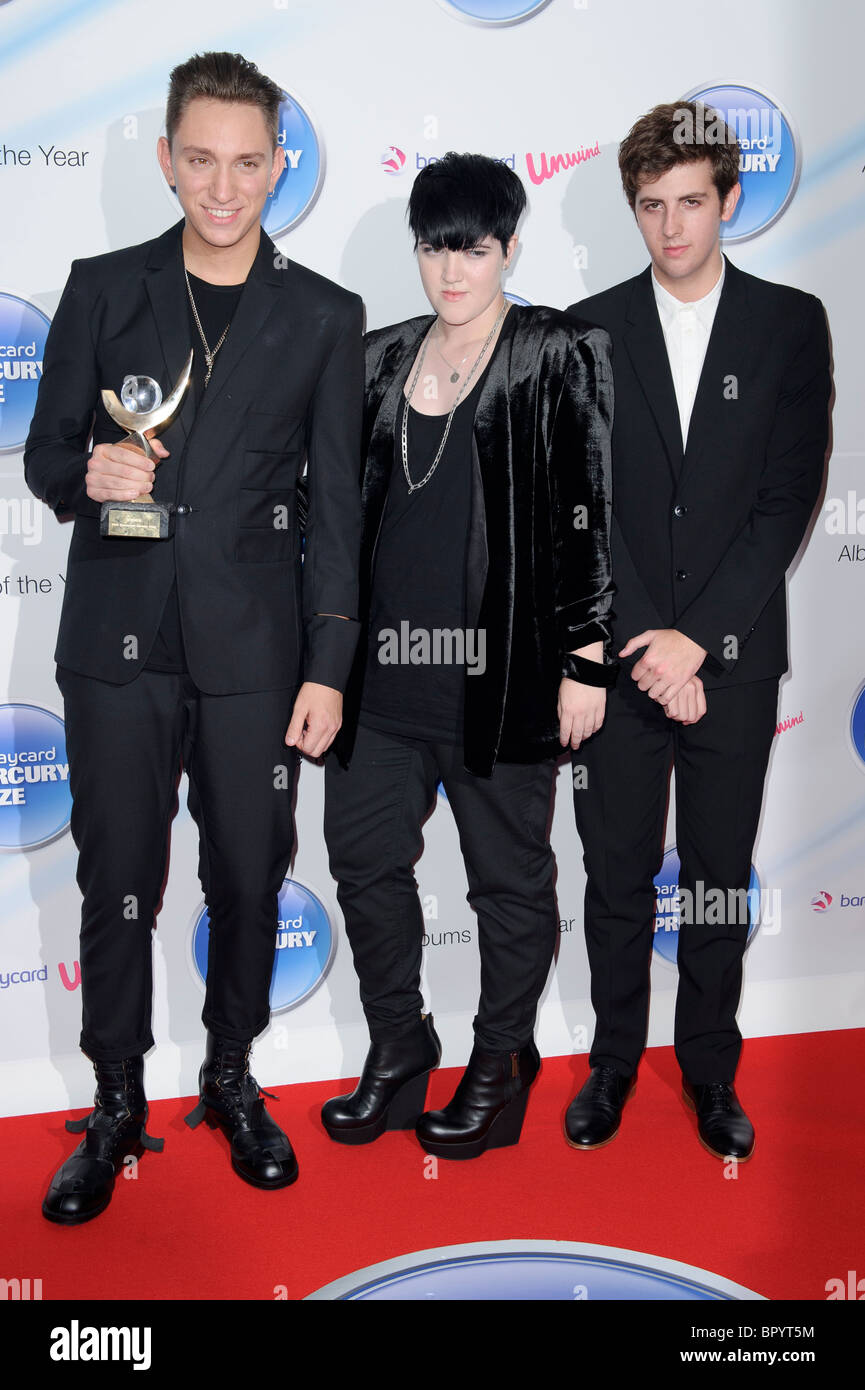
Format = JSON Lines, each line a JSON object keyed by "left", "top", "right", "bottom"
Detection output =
{"left": 143, "top": 273, "right": 243, "bottom": 674}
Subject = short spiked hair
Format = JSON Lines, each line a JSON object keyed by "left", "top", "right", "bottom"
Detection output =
{"left": 166, "top": 51, "right": 283, "bottom": 149}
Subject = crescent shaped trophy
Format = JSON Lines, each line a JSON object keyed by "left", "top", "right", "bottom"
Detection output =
{"left": 98, "top": 350, "right": 194, "bottom": 538}
{"left": 101, "top": 349, "right": 194, "bottom": 460}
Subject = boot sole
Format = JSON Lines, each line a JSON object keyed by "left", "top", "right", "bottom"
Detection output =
{"left": 681, "top": 1088, "right": 754, "bottom": 1162}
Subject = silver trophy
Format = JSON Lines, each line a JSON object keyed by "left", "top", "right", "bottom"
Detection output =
{"left": 99, "top": 351, "right": 193, "bottom": 539}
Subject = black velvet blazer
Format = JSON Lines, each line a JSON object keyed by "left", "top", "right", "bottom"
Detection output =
{"left": 335, "top": 303, "right": 615, "bottom": 777}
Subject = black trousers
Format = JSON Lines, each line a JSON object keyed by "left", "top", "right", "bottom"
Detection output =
{"left": 57, "top": 667, "right": 298, "bottom": 1061}
{"left": 572, "top": 674, "right": 779, "bottom": 1084}
{"left": 324, "top": 722, "right": 558, "bottom": 1052}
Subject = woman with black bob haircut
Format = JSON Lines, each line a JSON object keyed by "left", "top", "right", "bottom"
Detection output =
{"left": 323, "top": 152, "right": 617, "bottom": 1160}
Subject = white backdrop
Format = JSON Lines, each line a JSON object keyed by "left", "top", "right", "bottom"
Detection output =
{"left": 0, "top": 0, "right": 862, "bottom": 1117}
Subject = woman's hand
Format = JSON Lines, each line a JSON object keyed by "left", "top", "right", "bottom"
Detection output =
{"left": 558, "top": 678, "right": 606, "bottom": 749}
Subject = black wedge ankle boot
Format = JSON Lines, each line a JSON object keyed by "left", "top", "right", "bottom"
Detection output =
{"left": 42, "top": 1056, "right": 163, "bottom": 1225}
{"left": 415, "top": 1039, "right": 541, "bottom": 1160}
{"left": 321, "top": 1012, "right": 441, "bottom": 1145}
{"left": 185, "top": 1033, "right": 298, "bottom": 1189}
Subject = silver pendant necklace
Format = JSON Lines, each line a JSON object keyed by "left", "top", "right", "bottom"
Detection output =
{"left": 434, "top": 335, "right": 473, "bottom": 383}
{"left": 401, "top": 300, "right": 508, "bottom": 495}
{"left": 185, "top": 267, "right": 231, "bottom": 389}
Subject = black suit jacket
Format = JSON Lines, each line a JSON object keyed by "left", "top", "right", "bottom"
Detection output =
{"left": 336, "top": 304, "right": 615, "bottom": 777}
{"left": 24, "top": 220, "right": 363, "bottom": 694}
{"left": 568, "top": 257, "right": 831, "bottom": 686}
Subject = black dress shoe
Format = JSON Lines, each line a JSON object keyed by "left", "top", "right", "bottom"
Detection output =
{"left": 564, "top": 1065, "right": 635, "bottom": 1150}
{"left": 185, "top": 1034, "right": 298, "bottom": 1188}
{"left": 415, "top": 1040, "right": 540, "bottom": 1160}
{"left": 42, "top": 1057, "right": 163, "bottom": 1225}
{"left": 682, "top": 1080, "right": 754, "bottom": 1161}
{"left": 321, "top": 1013, "right": 441, "bottom": 1145}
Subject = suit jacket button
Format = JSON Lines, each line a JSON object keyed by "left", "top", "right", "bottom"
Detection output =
{"left": 676, "top": 568, "right": 688, "bottom": 580}
{"left": 673, "top": 504, "right": 688, "bottom": 517}
{"left": 176, "top": 504, "right": 190, "bottom": 515}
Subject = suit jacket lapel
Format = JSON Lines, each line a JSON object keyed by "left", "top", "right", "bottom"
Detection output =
{"left": 144, "top": 220, "right": 195, "bottom": 440}
{"left": 679, "top": 256, "right": 755, "bottom": 484}
{"left": 623, "top": 268, "right": 683, "bottom": 481}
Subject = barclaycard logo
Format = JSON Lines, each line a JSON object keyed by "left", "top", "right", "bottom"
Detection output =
{"left": 682, "top": 84, "right": 801, "bottom": 241}
{"left": 164, "top": 88, "right": 324, "bottom": 238}
{"left": 438, "top": 1, "right": 553, "bottom": 25}
{"left": 190, "top": 878, "right": 335, "bottom": 1012}
{"left": 0, "top": 965, "right": 48, "bottom": 989}
{"left": 306, "top": 1239, "right": 765, "bottom": 1300}
{"left": 812, "top": 889, "right": 864, "bottom": 910}
{"left": 0, "top": 704, "right": 71, "bottom": 850}
{"left": 653, "top": 845, "right": 765, "bottom": 964}
{"left": 0, "top": 292, "right": 51, "bottom": 454}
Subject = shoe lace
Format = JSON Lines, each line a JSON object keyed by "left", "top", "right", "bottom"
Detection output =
{"left": 703, "top": 1083, "right": 733, "bottom": 1113}
{"left": 590, "top": 1065, "right": 624, "bottom": 1101}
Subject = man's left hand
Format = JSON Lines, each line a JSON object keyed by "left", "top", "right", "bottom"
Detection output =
{"left": 619, "top": 628, "right": 707, "bottom": 705}
{"left": 285, "top": 682, "right": 343, "bottom": 758}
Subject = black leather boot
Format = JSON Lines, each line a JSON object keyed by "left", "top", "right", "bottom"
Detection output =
{"left": 42, "top": 1056, "right": 163, "bottom": 1225}
{"left": 564, "top": 1065, "right": 635, "bottom": 1150}
{"left": 415, "top": 1040, "right": 540, "bottom": 1160}
{"left": 683, "top": 1079, "right": 755, "bottom": 1161}
{"left": 321, "top": 1013, "right": 441, "bottom": 1145}
{"left": 185, "top": 1033, "right": 298, "bottom": 1188}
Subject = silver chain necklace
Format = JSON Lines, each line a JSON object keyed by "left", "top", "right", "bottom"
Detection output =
{"left": 401, "top": 300, "right": 508, "bottom": 495}
{"left": 185, "top": 267, "right": 231, "bottom": 389}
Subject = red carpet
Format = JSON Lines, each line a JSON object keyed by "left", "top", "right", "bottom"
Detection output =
{"left": 4, "top": 1029, "right": 862, "bottom": 1301}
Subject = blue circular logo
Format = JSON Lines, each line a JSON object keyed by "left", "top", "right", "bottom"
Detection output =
{"left": 849, "top": 682, "right": 865, "bottom": 770}
{"left": 306, "top": 1240, "right": 764, "bottom": 1300}
{"left": 682, "top": 84, "right": 800, "bottom": 242}
{"left": 0, "top": 704, "right": 71, "bottom": 849}
{"left": 267, "top": 91, "right": 325, "bottom": 236}
{"left": 438, "top": 0, "right": 552, "bottom": 23}
{"left": 653, "top": 845, "right": 760, "bottom": 965}
{"left": 0, "top": 292, "right": 51, "bottom": 454}
{"left": 191, "top": 878, "right": 334, "bottom": 1012}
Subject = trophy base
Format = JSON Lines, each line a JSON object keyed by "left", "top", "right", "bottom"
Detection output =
{"left": 100, "top": 500, "right": 173, "bottom": 539}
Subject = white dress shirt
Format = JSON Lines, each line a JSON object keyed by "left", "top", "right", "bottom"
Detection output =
{"left": 652, "top": 260, "right": 725, "bottom": 448}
